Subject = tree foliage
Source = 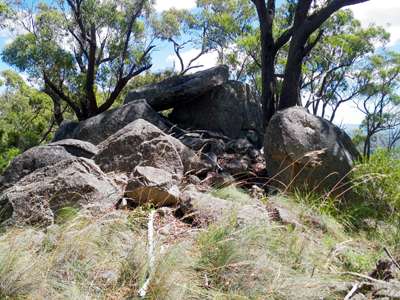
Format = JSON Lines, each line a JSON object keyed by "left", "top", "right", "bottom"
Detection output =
{"left": 0, "top": 71, "right": 53, "bottom": 172}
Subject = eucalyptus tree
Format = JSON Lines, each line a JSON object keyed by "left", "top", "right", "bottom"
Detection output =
{"left": 151, "top": 8, "right": 204, "bottom": 75}
{"left": 3, "top": 0, "right": 154, "bottom": 122}
{"left": 152, "top": 0, "right": 257, "bottom": 75}
{"left": 250, "top": 0, "right": 370, "bottom": 125}
{"left": 355, "top": 52, "right": 400, "bottom": 158}
{"left": 302, "top": 10, "right": 389, "bottom": 122}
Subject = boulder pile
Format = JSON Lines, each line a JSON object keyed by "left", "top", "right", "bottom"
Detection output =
{"left": 124, "top": 65, "right": 264, "bottom": 147}
{"left": 0, "top": 65, "right": 360, "bottom": 227}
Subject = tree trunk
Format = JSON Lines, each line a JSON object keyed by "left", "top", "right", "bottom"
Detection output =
{"left": 85, "top": 24, "right": 99, "bottom": 118}
{"left": 252, "top": 0, "right": 278, "bottom": 126}
{"left": 52, "top": 98, "right": 64, "bottom": 126}
{"left": 363, "top": 134, "right": 372, "bottom": 159}
{"left": 279, "top": 44, "right": 303, "bottom": 109}
{"left": 277, "top": 0, "right": 370, "bottom": 111}
{"left": 44, "top": 84, "right": 64, "bottom": 126}
{"left": 260, "top": 39, "right": 277, "bottom": 125}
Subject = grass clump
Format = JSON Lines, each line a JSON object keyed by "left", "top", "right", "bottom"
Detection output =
{"left": 0, "top": 229, "right": 43, "bottom": 299}
{"left": 1, "top": 176, "right": 399, "bottom": 299}
{"left": 196, "top": 217, "right": 242, "bottom": 290}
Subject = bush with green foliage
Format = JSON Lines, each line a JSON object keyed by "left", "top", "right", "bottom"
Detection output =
{"left": 351, "top": 149, "right": 400, "bottom": 222}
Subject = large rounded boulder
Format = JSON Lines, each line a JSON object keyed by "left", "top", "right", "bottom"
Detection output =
{"left": 94, "top": 119, "right": 212, "bottom": 178}
{"left": 265, "top": 107, "right": 360, "bottom": 192}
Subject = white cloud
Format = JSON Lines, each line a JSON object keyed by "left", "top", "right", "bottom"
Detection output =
{"left": 154, "top": 0, "right": 196, "bottom": 12}
{"left": 351, "top": 0, "right": 400, "bottom": 45}
{"left": 167, "top": 48, "right": 219, "bottom": 73}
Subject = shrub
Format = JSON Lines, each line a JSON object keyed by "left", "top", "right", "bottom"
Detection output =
{"left": 351, "top": 149, "right": 400, "bottom": 222}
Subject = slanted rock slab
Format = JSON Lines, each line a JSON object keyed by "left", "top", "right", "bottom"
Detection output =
{"left": 124, "top": 65, "right": 229, "bottom": 111}
{"left": 48, "top": 139, "right": 99, "bottom": 158}
{"left": 0, "top": 140, "right": 100, "bottom": 192}
{"left": 0, "top": 158, "right": 122, "bottom": 226}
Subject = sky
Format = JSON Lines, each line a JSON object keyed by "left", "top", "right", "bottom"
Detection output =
{"left": 0, "top": 0, "right": 399, "bottom": 125}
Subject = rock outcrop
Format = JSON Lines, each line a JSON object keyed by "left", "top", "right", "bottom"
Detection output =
{"left": 170, "top": 81, "right": 264, "bottom": 147}
{"left": 0, "top": 158, "right": 121, "bottom": 226}
{"left": 265, "top": 107, "right": 360, "bottom": 192}
{"left": 0, "top": 66, "right": 268, "bottom": 227}
{"left": 124, "top": 66, "right": 263, "bottom": 147}
{"left": 53, "top": 100, "right": 169, "bottom": 144}
{"left": 124, "top": 65, "right": 229, "bottom": 111}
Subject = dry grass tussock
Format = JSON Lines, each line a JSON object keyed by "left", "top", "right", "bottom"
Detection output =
{"left": 0, "top": 186, "right": 397, "bottom": 299}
